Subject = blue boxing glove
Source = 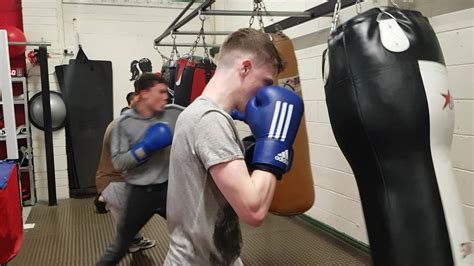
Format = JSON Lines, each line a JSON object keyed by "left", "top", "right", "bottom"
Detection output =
{"left": 231, "top": 109, "right": 246, "bottom": 121}
{"left": 245, "top": 86, "right": 304, "bottom": 179}
{"left": 130, "top": 123, "right": 172, "bottom": 163}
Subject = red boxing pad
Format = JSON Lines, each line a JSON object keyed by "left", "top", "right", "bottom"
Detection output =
{"left": 190, "top": 65, "right": 215, "bottom": 103}
{"left": 174, "top": 57, "right": 215, "bottom": 107}
{"left": 0, "top": 163, "right": 22, "bottom": 264}
{"left": 0, "top": 0, "right": 21, "bottom": 11}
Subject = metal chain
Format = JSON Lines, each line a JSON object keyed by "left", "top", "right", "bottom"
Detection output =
{"left": 355, "top": 0, "right": 362, "bottom": 14}
{"left": 189, "top": 11, "right": 210, "bottom": 60}
{"left": 154, "top": 31, "right": 181, "bottom": 64}
{"left": 199, "top": 12, "right": 210, "bottom": 58}
{"left": 189, "top": 32, "right": 201, "bottom": 58}
{"left": 154, "top": 45, "right": 170, "bottom": 63}
{"left": 170, "top": 33, "right": 180, "bottom": 60}
{"left": 248, "top": 5, "right": 257, "bottom": 27}
{"left": 257, "top": 9, "right": 265, "bottom": 31}
{"left": 201, "top": 26, "right": 210, "bottom": 59}
{"left": 390, "top": 0, "right": 400, "bottom": 8}
{"left": 248, "top": 0, "right": 265, "bottom": 31}
{"left": 189, "top": 24, "right": 202, "bottom": 58}
{"left": 262, "top": 1, "right": 275, "bottom": 28}
{"left": 330, "top": 0, "right": 342, "bottom": 34}
{"left": 256, "top": 3, "right": 265, "bottom": 31}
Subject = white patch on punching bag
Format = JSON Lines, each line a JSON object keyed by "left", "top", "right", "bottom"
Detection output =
{"left": 418, "top": 60, "right": 473, "bottom": 265}
{"left": 378, "top": 18, "right": 410, "bottom": 53}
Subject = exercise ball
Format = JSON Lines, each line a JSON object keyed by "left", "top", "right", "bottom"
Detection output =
{"left": 0, "top": 0, "right": 21, "bottom": 11}
{"left": 29, "top": 91, "right": 67, "bottom": 131}
{"left": 0, "top": 25, "right": 26, "bottom": 58}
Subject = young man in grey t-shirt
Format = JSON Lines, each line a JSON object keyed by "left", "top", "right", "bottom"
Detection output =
{"left": 165, "top": 28, "right": 304, "bottom": 265}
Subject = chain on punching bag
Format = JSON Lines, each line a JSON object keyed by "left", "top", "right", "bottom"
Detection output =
{"left": 324, "top": 6, "right": 472, "bottom": 265}
{"left": 173, "top": 14, "right": 216, "bottom": 107}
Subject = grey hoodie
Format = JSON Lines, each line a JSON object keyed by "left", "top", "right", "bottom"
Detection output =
{"left": 110, "top": 106, "right": 182, "bottom": 185}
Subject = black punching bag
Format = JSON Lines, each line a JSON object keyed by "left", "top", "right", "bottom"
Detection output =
{"left": 324, "top": 7, "right": 472, "bottom": 265}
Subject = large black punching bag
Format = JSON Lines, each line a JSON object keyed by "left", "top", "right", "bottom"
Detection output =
{"left": 324, "top": 7, "right": 472, "bottom": 265}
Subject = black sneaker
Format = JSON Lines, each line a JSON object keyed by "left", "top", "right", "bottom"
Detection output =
{"left": 128, "top": 238, "right": 156, "bottom": 253}
{"left": 94, "top": 195, "right": 108, "bottom": 214}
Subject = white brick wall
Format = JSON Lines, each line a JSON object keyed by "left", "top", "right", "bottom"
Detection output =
{"left": 22, "top": 0, "right": 68, "bottom": 202}
{"left": 61, "top": 3, "right": 211, "bottom": 116}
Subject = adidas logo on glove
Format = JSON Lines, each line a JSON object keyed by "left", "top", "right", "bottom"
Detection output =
{"left": 275, "top": 150, "right": 289, "bottom": 165}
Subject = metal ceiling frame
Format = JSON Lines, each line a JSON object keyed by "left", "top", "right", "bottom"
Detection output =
{"left": 153, "top": 0, "right": 216, "bottom": 46}
{"left": 264, "top": 0, "right": 358, "bottom": 33}
{"left": 154, "top": 0, "right": 359, "bottom": 49}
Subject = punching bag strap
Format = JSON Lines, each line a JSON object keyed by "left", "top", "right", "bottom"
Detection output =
{"left": 75, "top": 45, "right": 94, "bottom": 70}
{"left": 76, "top": 45, "right": 89, "bottom": 63}
{"left": 376, "top": 8, "right": 410, "bottom": 52}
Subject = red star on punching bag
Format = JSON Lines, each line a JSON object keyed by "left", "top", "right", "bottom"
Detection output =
{"left": 441, "top": 90, "right": 454, "bottom": 110}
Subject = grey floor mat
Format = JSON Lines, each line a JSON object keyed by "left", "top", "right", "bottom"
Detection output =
{"left": 10, "top": 198, "right": 371, "bottom": 265}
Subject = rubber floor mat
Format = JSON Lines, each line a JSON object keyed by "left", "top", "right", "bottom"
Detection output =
{"left": 10, "top": 198, "right": 371, "bottom": 265}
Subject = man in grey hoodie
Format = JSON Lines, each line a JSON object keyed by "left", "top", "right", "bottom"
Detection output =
{"left": 96, "top": 73, "right": 172, "bottom": 266}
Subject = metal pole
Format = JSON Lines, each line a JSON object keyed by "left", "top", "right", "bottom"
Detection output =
{"left": 201, "top": 10, "right": 312, "bottom": 17}
{"left": 154, "top": 0, "right": 216, "bottom": 45}
{"left": 172, "top": 30, "right": 233, "bottom": 36}
{"left": 38, "top": 46, "right": 57, "bottom": 206}
{"left": 155, "top": 42, "right": 220, "bottom": 48}
{"left": 161, "top": 0, "right": 196, "bottom": 40}
{"left": 264, "top": 0, "right": 357, "bottom": 33}
{"left": 0, "top": 30, "right": 18, "bottom": 160}
{"left": 8, "top": 41, "right": 51, "bottom": 46}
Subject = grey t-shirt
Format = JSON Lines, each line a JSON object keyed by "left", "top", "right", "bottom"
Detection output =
{"left": 110, "top": 108, "right": 171, "bottom": 185}
{"left": 165, "top": 97, "right": 245, "bottom": 266}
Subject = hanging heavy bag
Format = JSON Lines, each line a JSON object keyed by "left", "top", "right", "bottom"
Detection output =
{"left": 159, "top": 42, "right": 180, "bottom": 104}
{"left": 161, "top": 60, "right": 177, "bottom": 104}
{"left": 55, "top": 46, "right": 113, "bottom": 194}
{"left": 324, "top": 6, "right": 472, "bottom": 265}
{"left": 174, "top": 56, "right": 216, "bottom": 107}
{"left": 268, "top": 31, "right": 315, "bottom": 216}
